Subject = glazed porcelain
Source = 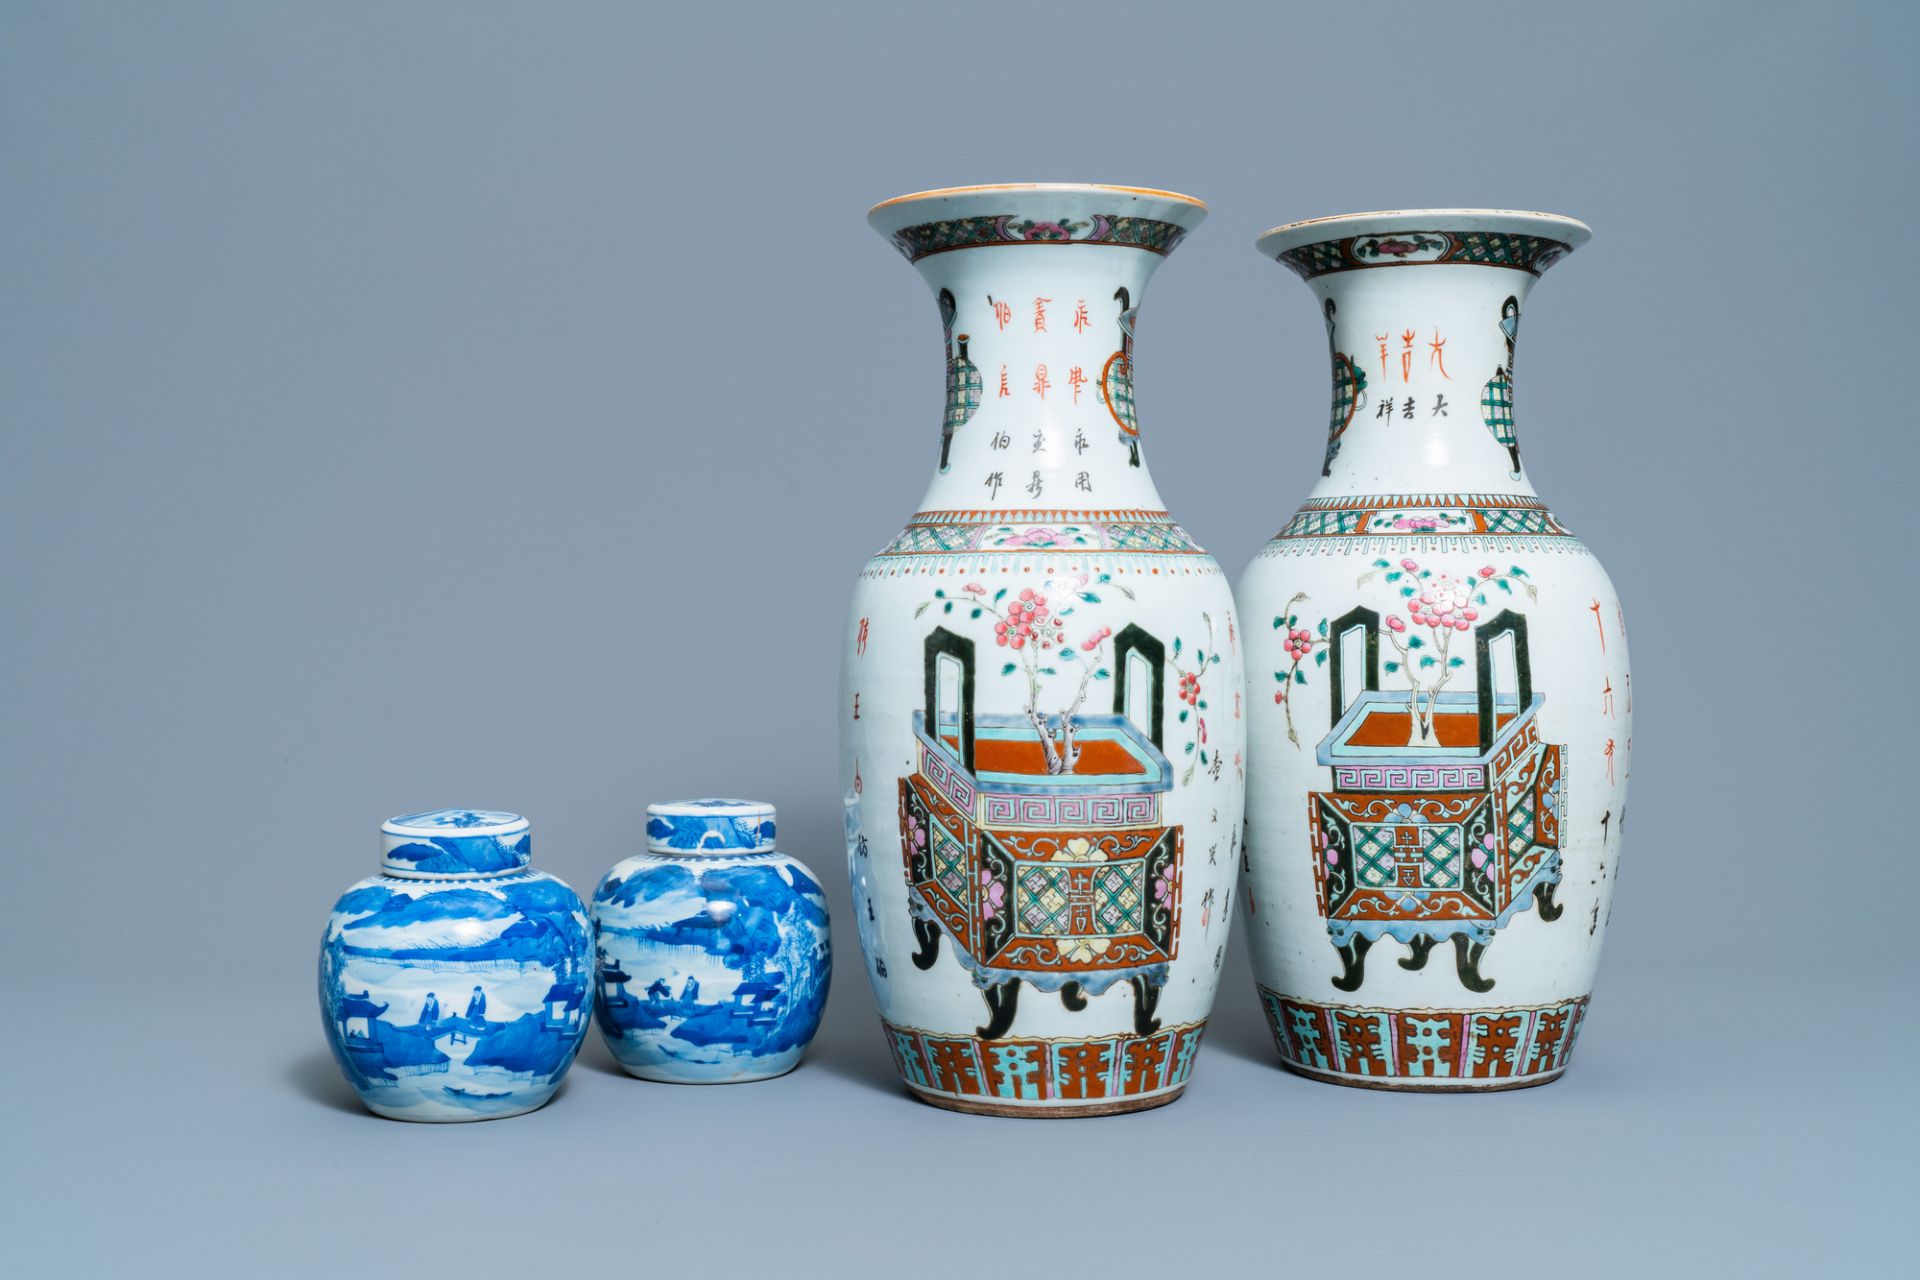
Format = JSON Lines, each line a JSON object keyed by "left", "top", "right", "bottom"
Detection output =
{"left": 842, "top": 184, "right": 1245, "bottom": 1116}
{"left": 318, "top": 810, "right": 594, "bottom": 1121}
{"left": 1238, "top": 211, "right": 1630, "bottom": 1090}
{"left": 590, "top": 800, "right": 831, "bottom": 1083}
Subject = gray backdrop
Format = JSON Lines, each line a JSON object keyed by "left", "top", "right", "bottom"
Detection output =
{"left": 3, "top": 2, "right": 1911, "bottom": 1274}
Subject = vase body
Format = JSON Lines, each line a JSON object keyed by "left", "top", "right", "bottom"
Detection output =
{"left": 318, "top": 810, "right": 594, "bottom": 1121}
{"left": 591, "top": 800, "right": 832, "bottom": 1083}
{"left": 1238, "top": 212, "right": 1631, "bottom": 1090}
{"left": 842, "top": 185, "right": 1245, "bottom": 1116}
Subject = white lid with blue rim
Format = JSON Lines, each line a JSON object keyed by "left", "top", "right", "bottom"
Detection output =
{"left": 646, "top": 799, "right": 777, "bottom": 854}
{"left": 381, "top": 809, "right": 532, "bottom": 877}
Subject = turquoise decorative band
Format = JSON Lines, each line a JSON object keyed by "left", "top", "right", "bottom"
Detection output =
{"left": 877, "top": 508, "right": 1206, "bottom": 558}
{"left": 890, "top": 214, "right": 1190, "bottom": 263}
{"left": 1277, "top": 230, "right": 1573, "bottom": 280}
{"left": 1274, "top": 493, "right": 1577, "bottom": 541}
{"left": 381, "top": 809, "right": 532, "bottom": 877}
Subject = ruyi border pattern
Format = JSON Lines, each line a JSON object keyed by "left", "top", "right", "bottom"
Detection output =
{"left": 890, "top": 214, "right": 1190, "bottom": 263}
{"left": 1276, "top": 230, "right": 1572, "bottom": 280}
{"left": 883, "top": 1018, "right": 1206, "bottom": 1104}
{"left": 1259, "top": 989, "right": 1588, "bottom": 1084}
{"left": 1257, "top": 493, "right": 1587, "bottom": 560}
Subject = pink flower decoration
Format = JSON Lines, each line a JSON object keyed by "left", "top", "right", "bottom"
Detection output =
{"left": 1400, "top": 558, "right": 1419, "bottom": 571}
{"left": 1480, "top": 565, "right": 1498, "bottom": 579}
{"left": 963, "top": 583, "right": 987, "bottom": 594}
{"left": 1386, "top": 615, "right": 1406, "bottom": 633}
{"left": 979, "top": 871, "right": 1006, "bottom": 919}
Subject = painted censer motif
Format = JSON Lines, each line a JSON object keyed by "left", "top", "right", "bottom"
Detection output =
{"left": 1238, "top": 211, "right": 1631, "bottom": 1091}
{"left": 843, "top": 184, "right": 1244, "bottom": 1116}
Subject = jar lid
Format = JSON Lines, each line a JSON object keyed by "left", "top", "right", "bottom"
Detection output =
{"left": 646, "top": 799, "right": 777, "bottom": 854}
{"left": 381, "top": 809, "right": 532, "bottom": 877}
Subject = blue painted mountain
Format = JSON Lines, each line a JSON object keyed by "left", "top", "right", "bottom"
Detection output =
{"left": 335, "top": 877, "right": 589, "bottom": 966}
{"left": 464, "top": 1013, "right": 582, "bottom": 1080}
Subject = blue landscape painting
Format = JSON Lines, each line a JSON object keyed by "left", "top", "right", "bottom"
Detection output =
{"left": 319, "top": 872, "right": 593, "bottom": 1121}
{"left": 593, "top": 856, "right": 830, "bottom": 1082}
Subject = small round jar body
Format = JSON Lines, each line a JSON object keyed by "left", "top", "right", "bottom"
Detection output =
{"left": 591, "top": 849, "right": 832, "bottom": 1083}
{"left": 318, "top": 869, "right": 594, "bottom": 1121}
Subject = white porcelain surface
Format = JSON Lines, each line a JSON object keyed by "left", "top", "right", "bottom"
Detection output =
{"left": 841, "top": 185, "right": 1244, "bottom": 1115}
{"left": 1238, "top": 211, "right": 1629, "bottom": 1090}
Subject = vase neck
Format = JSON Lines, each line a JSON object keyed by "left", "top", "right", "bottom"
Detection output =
{"left": 1305, "top": 263, "right": 1544, "bottom": 498}
{"left": 909, "top": 248, "right": 1173, "bottom": 513}
{"left": 870, "top": 187, "right": 1207, "bottom": 517}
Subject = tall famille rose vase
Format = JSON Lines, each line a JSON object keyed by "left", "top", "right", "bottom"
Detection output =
{"left": 1238, "top": 210, "right": 1630, "bottom": 1090}
{"left": 842, "top": 184, "right": 1245, "bottom": 1116}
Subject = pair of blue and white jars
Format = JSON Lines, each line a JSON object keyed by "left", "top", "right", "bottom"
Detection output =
{"left": 318, "top": 801, "right": 832, "bottom": 1120}
{"left": 318, "top": 810, "right": 594, "bottom": 1122}
{"left": 591, "top": 800, "right": 832, "bottom": 1084}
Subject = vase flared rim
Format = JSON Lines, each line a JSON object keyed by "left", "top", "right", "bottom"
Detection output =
{"left": 868, "top": 183, "right": 1208, "bottom": 246}
{"left": 1255, "top": 208, "right": 1592, "bottom": 260}
{"left": 871, "top": 183, "right": 1206, "bottom": 213}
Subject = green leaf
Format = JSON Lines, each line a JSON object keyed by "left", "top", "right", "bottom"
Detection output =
{"left": 1420, "top": 656, "right": 1437, "bottom": 669}
{"left": 994, "top": 588, "right": 1007, "bottom": 602}
{"left": 1294, "top": 670, "right": 1307, "bottom": 684}
{"left": 1194, "top": 649, "right": 1205, "bottom": 664}
{"left": 1407, "top": 635, "right": 1425, "bottom": 650}
{"left": 1172, "top": 637, "right": 1183, "bottom": 658}
{"left": 1038, "top": 667, "right": 1057, "bottom": 676}
{"left": 1198, "top": 699, "right": 1208, "bottom": 710}
{"left": 1274, "top": 671, "right": 1286, "bottom": 683}
{"left": 1185, "top": 741, "right": 1196, "bottom": 754}
{"left": 1273, "top": 617, "right": 1285, "bottom": 629}
{"left": 1093, "top": 668, "right": 1111, "bottom": 680}
{"left": 1449, "top": 656, "right": 1465, "bottom": 668}
{"left": 1314, "top": 650, "right": 1327, "bottom": 666}
{"left": 1498, "top": 580, "right": 1512, "bottom": 594}
{"left": 1001, "top": 662, "right": 1017, "bottom": 676}
{"left": 1473, "top": 593, "right": 1487, "bottom": 605}
{"left": 942, "top": 601, "right": 953, "bottom": 613}
{"left": 1179, "top": 708, "right": 1190, "bottom": 722}
{"left": 1317, "top": 619, "right": 1328, "bottom": 637}
{"left": 1401, "top": 586, "right": 1416, "bottom": 597}
{"left": 970, "top": 608, "right": 982, "bottom": 618}
{"left": 1079, "top": 592, "right": 1101, "bottom": 603}
{"left": 1060, "top": 648, "right": 1079, "bottom": 661}
{"left": 1510, "top": 566, "right": 1528, "bottom": 578}
{"left": 1373, "top": 558, "right": 1390, "bottom": 568}
{"left": 1385, "top": 660, "right": 1401, "bottom": 673}
{"left": 914, "top": 603, "right": 930, "bottom": 618}
{"left": 933, "top": 589, "right": 946, "bottom": 598}
{"left": 1385, "top": 571, "right": 1402, "bottom": 582}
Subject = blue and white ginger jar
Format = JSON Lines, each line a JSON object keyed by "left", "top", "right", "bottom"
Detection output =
{"left": 591, "top": 799, "right": 831, "bottom": 1083}
{"left": 318, "top": 810, "right": 594, "bottom": 1121}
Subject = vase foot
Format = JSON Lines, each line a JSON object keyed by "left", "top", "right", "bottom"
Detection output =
{"left": 1277, "top": 1059, "right": 1567, "bottom": 1093}
{"left": 904, "top": 1083, "right": 1186, "bottom": 1118}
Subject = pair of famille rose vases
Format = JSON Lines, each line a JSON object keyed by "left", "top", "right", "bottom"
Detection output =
{"left": 319, "top": 801, "right": 829, "bottom": 1121}
{"left": 841, "top": 186, "right": 1631, "bottom": 1114}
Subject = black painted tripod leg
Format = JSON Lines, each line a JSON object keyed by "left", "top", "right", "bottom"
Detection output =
{"left": 1059, "top": 981, "right": 1088, "bottom": 1012}
{"left": 910, "top": 918, "right": 942, "bottom": 971}
{"left": 977, "top": 981, "right": 1020, "bottom": 1039}
{"left": 1453, "top": 934, "right": 1496, "bottom": 993}
{"left": 1533, "top": 880, "right": 1564, "bottom": 922}
{"left": 1399, "top": 935, "right": 1437, "bottom": 971}
{"left": 1331, "top": 935, "right": 1373, "bottom": 992}
{"left": 1129, "top": 977, "right": 1162, "bottom": 1036}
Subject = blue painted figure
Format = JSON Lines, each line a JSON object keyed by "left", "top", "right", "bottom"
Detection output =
{"left": 592, "top": 800, "right": 831, "bottom": 1083}
{"left": 317, "top": 810, "right": 594, "bottom": 1122}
